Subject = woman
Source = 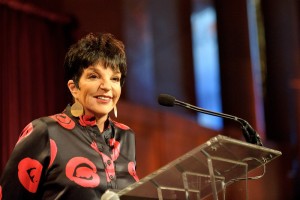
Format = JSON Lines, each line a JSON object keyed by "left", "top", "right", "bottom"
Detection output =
{"left": 0, "top": 33, "right": 139, "bottom": 199}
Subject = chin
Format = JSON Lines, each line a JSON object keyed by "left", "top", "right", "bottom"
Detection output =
{"left": 94, "top": 111, "right": 110, "bottom": 117}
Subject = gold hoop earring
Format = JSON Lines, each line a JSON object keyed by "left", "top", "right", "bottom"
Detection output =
{"left": 114, "top": 105, "right": 118, "bottom": 118}
{"left": 71, "top": 101, "right": 84, "bottom": 117}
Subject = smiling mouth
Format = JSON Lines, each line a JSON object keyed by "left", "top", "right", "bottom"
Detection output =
{"left": 95, "top": 96, "right": 112, "bottom": 102}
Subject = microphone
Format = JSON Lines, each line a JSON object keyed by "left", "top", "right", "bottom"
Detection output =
{"left": 158, "top": 94, "right": 263, "bottom": 146}
{"left": 100, "top": 190, "right": 120, "bottom": 200}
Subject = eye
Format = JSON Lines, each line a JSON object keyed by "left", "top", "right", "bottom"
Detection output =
{"left": 87, "top": 73, "right": 99, "bottom": 79}
{"left": 111, "top": 75, "right": 121, "bottom": 82}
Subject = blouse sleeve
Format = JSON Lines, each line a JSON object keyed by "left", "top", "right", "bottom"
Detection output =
{"left": 0, "top": 118, "right": 51, "bottom": 200}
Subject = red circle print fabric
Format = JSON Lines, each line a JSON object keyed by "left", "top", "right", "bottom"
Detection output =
{"left": 18, "top": 158, "right": 43, "bottom": 193}
{"left": 0, "top": 105, "right": 138, "bottom": 199}
{"left": 128, "top": 162, "right": 139, "bottom": 182}
{"left": 48, "top": 139, "right": 57, "bottom": 169}
{"left": 0, "top": 185, "right": 2, "bottom": 200}
{"left": 17, "top": 123, "right": 33, "bottom": 144}
{"left": 65, "top": 157, "right": 100, "bottom": 188}
{"left": 50, "top": 114, "right": 75, "bottom": 130}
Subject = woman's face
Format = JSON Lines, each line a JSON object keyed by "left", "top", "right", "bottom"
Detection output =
{"left": 69, "top": 63, "right": 122, "bottom": 118}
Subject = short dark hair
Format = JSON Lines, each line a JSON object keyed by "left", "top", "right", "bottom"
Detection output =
{"left": 64, "top": 33, "right": 127, "bottom": 87}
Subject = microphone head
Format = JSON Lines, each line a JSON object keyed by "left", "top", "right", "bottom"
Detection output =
{"left": 158, "top": 94, "right": 176, "bottom": 107}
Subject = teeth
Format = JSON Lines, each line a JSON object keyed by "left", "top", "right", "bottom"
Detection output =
{"left": 97, "top": 96, "right": 110, "bottom": 100}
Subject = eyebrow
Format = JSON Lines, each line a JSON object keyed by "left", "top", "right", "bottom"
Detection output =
{"left": 86, "top": 66, "right": 121, "bottom": 75}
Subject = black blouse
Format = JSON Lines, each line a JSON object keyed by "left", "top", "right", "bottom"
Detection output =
{"left": 0, "top": 106, "right": 139, "bottom": 200}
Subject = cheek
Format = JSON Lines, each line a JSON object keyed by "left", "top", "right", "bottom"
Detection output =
{"left": 78, "top": 88, "right": 93, "bottom": 105}
{"left": 113, "top": 87, "right": 121, "bottom": 102}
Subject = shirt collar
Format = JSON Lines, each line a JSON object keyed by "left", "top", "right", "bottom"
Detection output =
{"left": 64, "top": 104, "right": 112, "bottom": 129}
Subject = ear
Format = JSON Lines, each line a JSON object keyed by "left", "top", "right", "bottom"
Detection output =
{"left": 67, "top": 80, "right": 79, "bottom": 99}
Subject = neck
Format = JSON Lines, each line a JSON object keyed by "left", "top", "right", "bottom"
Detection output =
{"left": 96, "top": 115, "right": 109, "bottom": 133}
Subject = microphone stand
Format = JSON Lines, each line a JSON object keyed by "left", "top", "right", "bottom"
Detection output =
{"left": 174, "top": 100, "right": 263, "bottom": 146}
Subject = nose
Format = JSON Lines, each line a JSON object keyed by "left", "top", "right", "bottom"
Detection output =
{"left": 99, "top": 78, "right": 111, "bottom": 91}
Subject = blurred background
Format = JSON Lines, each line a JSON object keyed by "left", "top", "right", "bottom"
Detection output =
{"left": 0, "top": 0, "right": 299, "bottom": 199}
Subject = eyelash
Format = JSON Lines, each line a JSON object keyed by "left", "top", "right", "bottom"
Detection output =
{"left": 88, "top": 74, "right": 98, "bottom": 79}
{"left": 112, "top": 77, "right": 121, "bottom": 82}
{"left": 87, "top": 73, "right": 120, "bottom": 82}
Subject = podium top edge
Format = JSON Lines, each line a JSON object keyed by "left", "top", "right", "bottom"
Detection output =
{"left": 210, "top": 135, "right": 282, "bottom": 156}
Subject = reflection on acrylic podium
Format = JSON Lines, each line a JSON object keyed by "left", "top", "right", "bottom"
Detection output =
{"left": 117, "top": 135, "right": 282, "bottom": 200}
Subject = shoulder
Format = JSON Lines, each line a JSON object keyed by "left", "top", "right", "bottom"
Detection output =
{"left": 48, "top": 113, "right": 76, "bottom": 130}
{"left": 16, "top": 116, "right": 57, "bottom": 145}
{"left": 110, "top": 119, "right": 136, "bottom": 135}
{"left": 17, "top": 118, "right": 47, "bottom": 143}
{"left": 110, "top": 119, "right": 131, "bottom": 130}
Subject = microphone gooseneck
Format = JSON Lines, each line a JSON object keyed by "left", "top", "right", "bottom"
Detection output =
{"left": 157, "top": 94, "right": 263, "bottom": 146}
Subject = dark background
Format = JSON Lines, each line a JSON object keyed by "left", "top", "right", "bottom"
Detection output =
{"left": 1, "top": 0, "right": 299, "bottom": 199}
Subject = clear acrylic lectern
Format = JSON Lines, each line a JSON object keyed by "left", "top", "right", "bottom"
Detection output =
{"left": 117, "top": 135, "right": 282, "bottom": 200}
